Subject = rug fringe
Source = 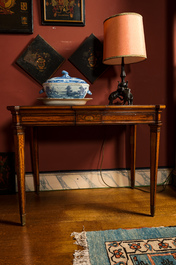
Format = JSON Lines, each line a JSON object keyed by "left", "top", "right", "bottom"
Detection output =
{"left": 71, "top": 231, "right": 91, "bottom": 265}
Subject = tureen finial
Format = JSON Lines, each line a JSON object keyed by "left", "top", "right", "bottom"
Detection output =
{"left": 62, "top": 70, "right": 69, "bottom": 78}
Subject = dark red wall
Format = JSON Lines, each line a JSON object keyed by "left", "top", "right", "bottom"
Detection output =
{"left": 1, "top": 0, "right": 176, "bottom": 172}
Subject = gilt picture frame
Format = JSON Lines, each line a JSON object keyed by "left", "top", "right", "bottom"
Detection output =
{"left": 41, "top": 0, "right": 85, "bottom": 26}
{"left": 0, "top": 0, "right": 33, "bottom": 33}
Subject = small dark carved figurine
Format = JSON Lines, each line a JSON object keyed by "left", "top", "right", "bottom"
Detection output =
{"left": 108, "top": 80, "right": 133, "bottom": 105}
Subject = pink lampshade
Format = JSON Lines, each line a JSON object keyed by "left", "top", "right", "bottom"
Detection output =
{"left": 103, "top": 12, "right": 147, "bottom": 65}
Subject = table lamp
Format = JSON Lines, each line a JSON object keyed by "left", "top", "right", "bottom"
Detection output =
{"left": 103, "top": 12, "right": 147, "bottom": 105}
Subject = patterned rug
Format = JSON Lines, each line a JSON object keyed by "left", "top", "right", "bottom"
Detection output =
{"left": 71, "top": 226, "right": 176, "bottom": 265}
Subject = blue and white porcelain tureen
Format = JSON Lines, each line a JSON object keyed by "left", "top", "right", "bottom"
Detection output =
{"left": 40, "top": 70, "right": 92, "bottom": 99}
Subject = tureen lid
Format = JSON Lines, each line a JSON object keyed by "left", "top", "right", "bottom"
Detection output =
{"left": 44, "top": 70, "right": 88, "bottom": 84}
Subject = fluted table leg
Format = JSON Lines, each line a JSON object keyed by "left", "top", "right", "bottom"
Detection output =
{"left": 14, "top": 126, "right": 26, "bottom": 226}
{"left": 30, "top": 127, "right": 40, "bottom": 194}
{"left": 130, "top": 125, "right": 137, "bottom": 188}
{"left": 149, "top": 124, "right": 161, "bottom": 217}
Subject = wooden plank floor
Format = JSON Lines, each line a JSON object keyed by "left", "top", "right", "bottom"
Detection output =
{"left": 0, "top": 185, "right": 176, "bottom": 264}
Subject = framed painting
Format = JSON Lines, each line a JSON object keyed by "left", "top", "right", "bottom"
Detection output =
{"left": 0, "top": 0, "right": 33, "bottom": 33}
{"left": 0, "top": 152, "right": 16, "bottom": 195}
{"left": 69, "top": 34, "right": 110, "bottom": 83}
{"left": 41, "top": 0, "right": 85, "bottom": 26}
{"left": 16, "top": 34, "right": 65, "bottom": 84}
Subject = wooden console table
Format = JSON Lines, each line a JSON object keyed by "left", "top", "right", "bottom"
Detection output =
{"left": 7, "top": 105, "right": 165, "bottom": 226}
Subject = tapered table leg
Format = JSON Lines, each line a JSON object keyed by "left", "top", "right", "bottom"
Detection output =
{"left": 130, "top": 125, "right": 137, "bottom": 188}
{"left": 30, "top": 127, "right": 40, "bottom": 194}
{"left": 150, "top": 124, "right": 161, "bottom": 217}
{"left": 14, "top": 126, "right": 26, "bottom": 226}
